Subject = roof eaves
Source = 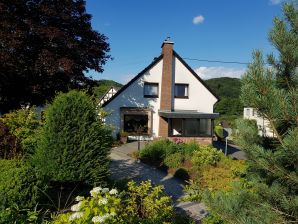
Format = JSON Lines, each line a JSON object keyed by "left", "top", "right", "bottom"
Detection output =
{"left": 102, "top": 54, "right": 163, "bottom": 107}
{"left": 173, "top": 50, "right": 220, "bottom": 101}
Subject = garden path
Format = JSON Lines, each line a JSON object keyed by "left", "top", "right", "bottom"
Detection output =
{"left": 109, "top": 141, "right": 207, "bottom": 222}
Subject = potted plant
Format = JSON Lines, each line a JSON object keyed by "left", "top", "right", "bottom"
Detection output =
{"left": 120, "top": 130, "right": 129, "bottom": 144}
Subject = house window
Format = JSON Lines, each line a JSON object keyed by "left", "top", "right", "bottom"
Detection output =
{"left": 170, "top": 118, "right": 212, "bottom": 137}
{"left": 175, "top": 84, "right": 188, "bottom": 98}
{"left": 144, "top": 82, "right": 159, "bottom": 98}
{"left": 124, "top": 114, "right": 148, "bottom": 134}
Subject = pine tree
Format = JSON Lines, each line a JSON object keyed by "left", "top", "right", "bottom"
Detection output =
{"left": 203, "top": 3, "right": 298, "bottom": 223}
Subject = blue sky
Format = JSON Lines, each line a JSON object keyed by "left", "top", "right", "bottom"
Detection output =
{"left": 85, "top": 0, "right": 284, "bottom": 84}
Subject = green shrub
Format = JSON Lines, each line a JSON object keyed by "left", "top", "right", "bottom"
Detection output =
{"left": 0, "top": 159, "right": 45, "bottom": 223}
{"left": 51, "top": 180, "right": 173, "bottom": 224}
{"left": 214, "top": 125, "right": 224, "bottom": 139}
{"left": 0, "top": 107, "right": 42, "bottom": 155}
{"left": 140, "top": 139, "right": 185, "bottom": 163}
{"left": 182, "top": 141, "right": 200, "bottom": 155}
{"left": 164, "top": 152, "right": 184, "bottom": 168}
{"left": 0, "top": 122, "right": 21, "bottom": 159}
{"left": 191, "top": 145, "right": 223, "bottom": 169}
{"left": 32, "top": 90, "right": 113, "bottom": 185}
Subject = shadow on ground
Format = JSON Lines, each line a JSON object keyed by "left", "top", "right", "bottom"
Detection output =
{"left": 213, "top": 140, "right": 247, "bottom": 160}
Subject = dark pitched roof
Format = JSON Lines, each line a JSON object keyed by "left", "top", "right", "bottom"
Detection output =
{"left": 102, "top": 50, "right": 219, "bottom": 107}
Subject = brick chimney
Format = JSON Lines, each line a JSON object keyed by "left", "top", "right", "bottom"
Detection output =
{"left": 159, "top": 37, "right": 174, "bottom": 137}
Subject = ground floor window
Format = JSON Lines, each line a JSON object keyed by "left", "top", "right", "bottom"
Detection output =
{"left": 123, "top": 114, "right": 149, "bottom": 134}
{"left": 170, "top": 118, "right": 212, "bottom": 137}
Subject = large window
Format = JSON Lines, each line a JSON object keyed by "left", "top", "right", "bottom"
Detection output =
{"left": 175, "top": 84, "right": 189, "bottom": 98}
{"left": 144, "top": 82, "right": 159, "bottom": 98}
{"left": 170, "top": 118, "right": 212, "bottom": 137}
{"left": 124, "top": 114, "right": 148, "bottom": 134}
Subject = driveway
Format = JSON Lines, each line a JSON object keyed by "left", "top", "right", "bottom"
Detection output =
{"left": 110, "top": 141, "right": 207, "bottom": 222}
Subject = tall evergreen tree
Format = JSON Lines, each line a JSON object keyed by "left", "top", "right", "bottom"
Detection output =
{"left": 204, "top": 3, "right": 298, "bottom": 223}
{"left": 0, "top": 0, "right": 110, "bottom": 113}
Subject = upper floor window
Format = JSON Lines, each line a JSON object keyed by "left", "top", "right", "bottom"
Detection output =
{"left": 144, "top": 82, "right": 159, "bottom": 98}
{"left": 175, "top": 84, "right": 189, "bottom": 98}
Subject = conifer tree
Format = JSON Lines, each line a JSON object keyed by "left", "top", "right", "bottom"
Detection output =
{"left": 204, "top": 3, "right": 298, "bottom": 223}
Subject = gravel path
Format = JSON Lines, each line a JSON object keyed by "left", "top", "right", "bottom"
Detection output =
{"left": 109, "top": 142, "right": 207, "bottom": 222}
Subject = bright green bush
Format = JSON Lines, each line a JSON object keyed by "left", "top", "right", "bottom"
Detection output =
{"left": 0, "top": 159, "right": 44, "bottom": 223}
{"left": 32, "top": 90, "right": 113, "bottom": 185}
{"left": 51, "top": 180, "right": 173, "bottom": 224}
{"left": 140, "top": 139, "right": 174, "bottom": 162}
{"left": 214, "top": 125, "right": 224, "bottom": 139}
{"left": 191, "top": 145, "right": 223, "bottom": 169}
{"left": 183, "top": 142, "right": 200, "bottom": 155}
{"left": 164, "top": 152, "right": 184, "bottom": 168}
{"left": 0, "top": 107, "right": 42, "bottom": 155}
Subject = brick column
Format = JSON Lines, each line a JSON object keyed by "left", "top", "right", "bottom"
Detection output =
{"left": 159, "top": 38, "right": 174, "bottom": 137}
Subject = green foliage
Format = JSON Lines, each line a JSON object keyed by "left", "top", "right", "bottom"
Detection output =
{"left": 0, "top": 159, "right": 45, "bottom": 223}
{"left": 203, "top": 184, "right": 282, "bottom": 224}
{"left": 0, "top": 107, "right": 42, "bottom": 155}
{"left": 164, "top": 152, "right": 184, "bottom": 168}
{"left": 205, "top": 77, "right": 243, "bottom": 117}
{"left": 32, "top": 90, "right": 113, "bottom": 185}
{"left": 51, "top": 180, "right": 173, "bottom": 224}
{"left": 205, "top": 3, "right": 298, "bottom": 223}
{"left": 0, "top": 0, "right": 110, "bottom": 113}
{"left": 139, "top": 139, "right": 178, "bottom": 162}
{"left": 191, "top": 145, "right": 223, "bottom": 169}
{"left": 202, "top": 213, "right": 226, "bottom": 224}
{"left": 92, "top": 80, "right": 123, "bottom": 100}
{"left": 214, "top": 125, "right": 224, "bottom": 139}
{"left": 0, "top": 122, "right": 20, "bottom": 159}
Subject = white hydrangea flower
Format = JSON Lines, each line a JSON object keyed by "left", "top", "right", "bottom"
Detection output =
{"left": 101, "top": 188, "right": 109, "bottom": 193}
{"left": 70, "top": 201, "right": 83, "bottom": 212}
{"left": 75, "top": 196, "right": 84, "bottom": 202}
{"left": 69, "top": 212, "right": 84, "bottom": 221}
{"left": 92, "top": 215, "right": 106, "bottom": 223}
{"left": 109, "top": 189, "right": 118, "bottom": 195}
{"left": 90, "top": 187, "right": 102, "bottom": 197}
{"left": 98, "top": 198, "right": 108, "bottom": 205}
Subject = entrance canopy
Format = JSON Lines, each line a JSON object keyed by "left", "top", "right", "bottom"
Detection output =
{"left": 158, "top": 110, "right": 219, "bottom": 119}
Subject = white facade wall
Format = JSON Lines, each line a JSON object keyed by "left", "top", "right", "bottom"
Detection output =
{"left": 173, "top": 57, "right": 217, "bottom": 112}
{"left": 104, "top": 55, "right": 218, "bottom": 138}
{"left": 243, "top": 107, "right": 274, "bottom": 137}
{"left": 104, "top": 60, "right": 163, "bottom": 138}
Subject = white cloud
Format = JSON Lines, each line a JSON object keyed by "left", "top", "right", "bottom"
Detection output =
{"left": 194, "top": 66, "right": 246, "bottom": 80}
{"left": 193, "top": 15, "right": 204, "bottom": 24}
{"left": 269, "top": 0, "right": 283, "bottom": 5}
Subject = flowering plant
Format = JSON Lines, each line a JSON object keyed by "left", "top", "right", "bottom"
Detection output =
{"left": 52, "top": 186, "right": 121, "bottom": 223}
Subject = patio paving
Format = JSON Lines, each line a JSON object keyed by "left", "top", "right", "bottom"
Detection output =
{"left": 110, "top": 141, "right": 207, "bottom": 222}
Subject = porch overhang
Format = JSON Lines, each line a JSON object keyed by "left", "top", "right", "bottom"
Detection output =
{"left": 158, "top": 110, "right": 219, "bottom": 119}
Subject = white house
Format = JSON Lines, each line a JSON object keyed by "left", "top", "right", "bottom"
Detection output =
{"left": 243, "top": 107, "right": 275, "bottom": 137}
{"left": 98, "top": 86, "right": 119, "bottom": 106}
{"left": 102, "top": 38, "right": 219, "bottom": 144}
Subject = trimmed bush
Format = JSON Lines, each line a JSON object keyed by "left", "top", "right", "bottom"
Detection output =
{"left": 32, "top": 90, "right": 112, "bottom": 185}
{"left": 0, "top": 159, "right": 44, "bottom": 223}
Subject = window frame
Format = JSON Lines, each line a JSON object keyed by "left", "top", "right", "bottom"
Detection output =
{"left": 144, "top": 82, "right": 159, "bottom": 98}
{"left": 169, "top": 118, "right": 212, "bottom": 137}
{"left": 174, "top": 83, "right": 189, "bottom": 99}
